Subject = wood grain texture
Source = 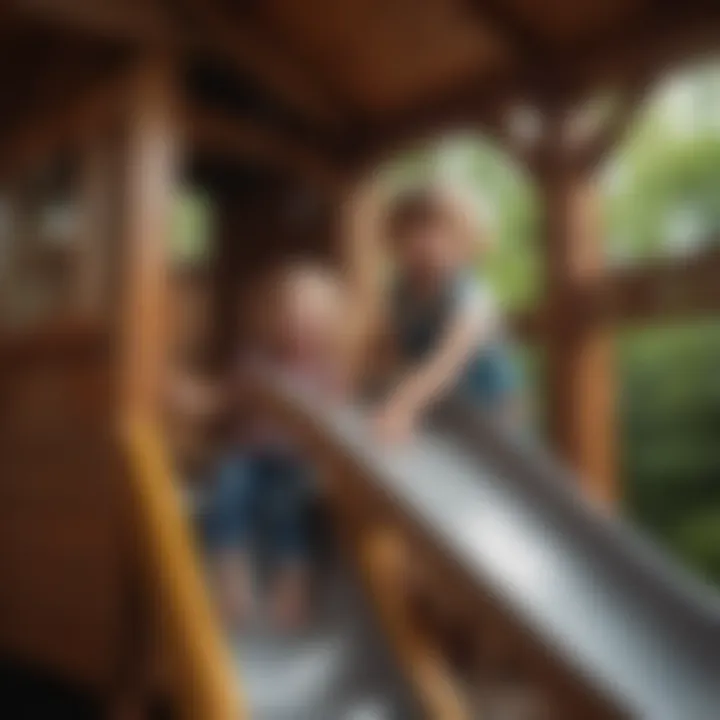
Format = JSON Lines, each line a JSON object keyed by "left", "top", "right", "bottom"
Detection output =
{"left": 122, "top": 419, "right": 244, "bottom": 720}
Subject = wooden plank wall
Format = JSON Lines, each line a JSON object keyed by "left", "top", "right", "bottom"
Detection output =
{"left": 0, "top": 323, "right": 135, "bottom": 694}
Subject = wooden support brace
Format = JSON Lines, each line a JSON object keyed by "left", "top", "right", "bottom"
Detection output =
{"left": 358, "top": 525, "right": 470, "bottom": 720}
{"left": 538, "top": 127, "right": 617, "bottom": 506}
{"left": 179, "top": 0, "right": 341, "bottom": 128}
{"left": 0, "top": 63, "right": 141, "bottom": 184}
{"left": 186, "top": 107, "right": 343, "bottom": 192}
{"left": 74, "top": 136, "right": 113, "bottom": 318}
{"left": 573, "top": 81, "right": 652, "bottom": 171}
{"left": 118, "top": 53, "right": 182, "bottom": 425}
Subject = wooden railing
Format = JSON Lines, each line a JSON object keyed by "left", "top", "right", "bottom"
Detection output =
{"left": 356, "top": 526, "right": 470, "bottom": 719}
{"left": 320, "top": 454, "right": 471, "bottom": 720}
{"left": 122, "top": 418, "right": 244, "bottom": 720}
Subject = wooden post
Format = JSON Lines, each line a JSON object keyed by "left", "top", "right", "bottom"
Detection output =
{"left": 75, "top": 138, "right": 112, "bottom": 318}
{"left": 119, "top": 54, "right": 181, "bottom": 424}
{"left": 1, "top": 185, "right": 36, "bottom": 328}
{"left": 537, "top": 114, "right": 616, "bottom": 506}
{"left": 0, "top": 187, "right": 21, "bottom": 325}
{"left": 210, "top": 193, "right": 244, "bottom": 366}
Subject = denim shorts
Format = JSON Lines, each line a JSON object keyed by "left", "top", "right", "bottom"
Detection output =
{"left": 461, "top": 344, "right": 519, "bottom": 408}
{"left": 202, "top": 446, "right": 312, "bottom": 562}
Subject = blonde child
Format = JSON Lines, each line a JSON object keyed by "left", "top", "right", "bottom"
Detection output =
{"left": 174, "top": 261, "right": 347, "bottom": 631}
{"left": 347, "top": 181, "right": 521, "bottom": 441}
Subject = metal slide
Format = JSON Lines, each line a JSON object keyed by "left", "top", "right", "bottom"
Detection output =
{"left": 228, "top": 385, "right": 720, "bottom": 719}
{"left": 299, "top": 395, "right": 720, "bottom": 719}
{"left": 230, "top": 548, "right": 420, "bottom": 720}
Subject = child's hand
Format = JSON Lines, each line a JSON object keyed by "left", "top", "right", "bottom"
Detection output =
{"left": 373, "top": 398, "right": 418, "bottom": 445}
{"left": 167, "top": 372, "right": 223, "bottom": 417}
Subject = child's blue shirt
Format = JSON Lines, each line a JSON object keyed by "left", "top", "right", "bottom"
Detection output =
{"left": 391, "top": 271, "right": 518, "bottom": 407}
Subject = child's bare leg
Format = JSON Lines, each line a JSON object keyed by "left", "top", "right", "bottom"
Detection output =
{"left": 270, "top": 561, "right": 310, "bottom": 631}
{"left": 266, "top": 452, "right": 313, "bottom": 632}
{"left": 204, "top": 451, "right": 260, "bottom": 630}
{"left": 495, "top": 393, "right": 526, "bottom": 434}
{"left": 209, "top": 548, "right": 253, "bottom": 629}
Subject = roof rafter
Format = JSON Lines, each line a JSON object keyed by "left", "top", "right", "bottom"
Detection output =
{"left": 468, "top": 0, "right": 548, "bottom": 61}
{"left": 8, "top": 0, "right": 343, "bottom": 131}
{"left": 240, "top": 2, "right": 361, "bottom": 121}
{"left": 548, "top": 1, "right": 720, "bottom": 97}
{"left": 0, "top": 62, "right": 141, "bottom": 182}
{"left": 6, "top": 0, "right": 175, "bottom": 44}
{"left": 186, "top": 107, "right": 344, "bottom": 192}
{"left": 353, "top": 3, "right": 720, "bottom": 170}
{"left": 178, "top": 0, "right": 344, "bottom": 129}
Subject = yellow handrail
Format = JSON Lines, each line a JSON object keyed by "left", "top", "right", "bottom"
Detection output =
{"left": 122, "top": 417, "right": 244, "bottom": 720}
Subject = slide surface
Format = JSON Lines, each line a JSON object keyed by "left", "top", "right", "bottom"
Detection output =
{"left": 231, "top": 548, "right": 420, "bottom": 720}
{"left": 241, "top": 375, "right": 720, "bottom": 718}
{"left": 309, "top": 398, "right": 720, "bottom": 720}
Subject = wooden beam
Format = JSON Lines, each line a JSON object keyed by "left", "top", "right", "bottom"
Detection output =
{"left": 0, "top": 62, "right": 139, "bottom": 183}
{"left": 241, "top": 2, "right": 359, "bottom": 120}
{"left": 74, "top": 136, "right": 113, "bottom": 318}
{"left": 10, "top": 0, "right": 341, "bottom": 130}
{"left": 119, "top": 53, "right": 181, "bottom": 424}
{"left": 0, "top": 187, "right": 30, "bottom": 326}
{"left": 539, "top": 114, "right": 616, "bottom": 506}
{"left": 468, "top": 0, "right": 547, "bottom": 61}
{"left": 5, "top": 0, "right": 177, "bottom": 47}
{"left": 559, "top": 2, "right": 720, "bottom": 95}
{"left": 357, "top": 526, "right": 470, "bottom": 720}
{"left": 482, "top": 109, "right": 544, "bottom": 174}
{"left": 515, "top": 245, "right": 720, "bottom": 340}
{"left": 186, "top": 107, "right": 344, "bottom": 191}
{"left": 123, "top": 419, "right": 244, "bottom": 719}
{"left": 606, "top": 246, "right": 720, "bottom": 324}
{"left": 354, "top": 4, "right": 720, "bottom": 170}
{"left": 546, "top": 245, "right": 720, "bottom": 329}
{"left": 349, "top": 75, "right": 514, "bottom": 174}
{"left": 179, "top": 0, "right": 342, "bottom": 128}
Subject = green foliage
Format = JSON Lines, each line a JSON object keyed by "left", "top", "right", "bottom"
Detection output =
{"left": 673, "top": 509, "right": 720, "bottom": 584}
{"left": 620, "top": 323, "right": 720, "bottom": 576}
{"left": 172, "top": 188, "right": 214, "bottom": 266}
{"left": 465, "top": 145, "right": 542, "bottom": 311}
{"left": 605, "top": 129, "right": 720, "bottom": 260}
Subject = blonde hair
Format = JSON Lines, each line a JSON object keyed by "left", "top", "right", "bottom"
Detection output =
{"left": 240, "top": 259, "right": 346, "bottom": 349}
{"left": 276, "top": 259, "right": 344, "bottom": 300}
{"left": 384, "top": 182, "right": 494, "bottom": 261}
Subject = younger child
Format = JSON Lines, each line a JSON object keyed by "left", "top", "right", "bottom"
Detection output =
{"left": 174, "top": 261, "right": 347, "bottom": 631}
{"left": 348, "top": 182, "right": 521, "bottom": 442}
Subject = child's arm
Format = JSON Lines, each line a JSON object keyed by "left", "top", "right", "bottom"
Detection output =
{"left": 375, "top": 287, "right": 496, "bottom": 441}
{"left": 359, "top": 311, "right": 401, "bottom": 398}
{"left": 166, "top": 369, "right": 230, "bottom": 420}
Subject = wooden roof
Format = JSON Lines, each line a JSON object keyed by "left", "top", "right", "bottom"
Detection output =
{"left": 3, "top": 0, "right": 720, "bottom": 180}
